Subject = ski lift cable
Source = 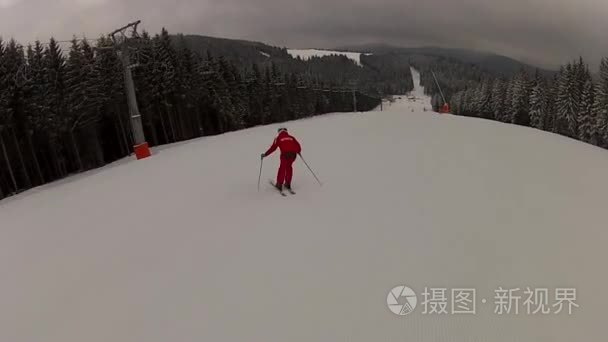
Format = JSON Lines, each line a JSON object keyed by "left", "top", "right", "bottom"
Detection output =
{"left": 432, "top": 71, "right": 448, "bottom": 104}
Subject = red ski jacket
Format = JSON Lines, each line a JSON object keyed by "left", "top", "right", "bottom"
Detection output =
{"left": 264, "top": 131, "right": 302, "bottom": 159}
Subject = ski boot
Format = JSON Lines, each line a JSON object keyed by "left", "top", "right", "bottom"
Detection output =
{"left": 284, "top": 184, "right": 295, "bottom": 194}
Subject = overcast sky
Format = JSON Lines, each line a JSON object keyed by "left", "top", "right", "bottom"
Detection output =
{"left": 1, "top": 0, "right": 607, "bottom": 69}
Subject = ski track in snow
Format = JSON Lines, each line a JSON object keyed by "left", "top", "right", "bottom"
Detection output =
{"left": 1, "top": 69, "right": 608, "bottom": 341}
{"left": 287, "top": 48, "right": 370, "bottom": 66}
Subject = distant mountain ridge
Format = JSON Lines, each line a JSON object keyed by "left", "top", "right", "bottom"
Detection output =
{"left": 172, "top": 34, "right": 556, "bottom": 78}
{"left": 174, "top": 34, "right": 290, "bottom": 65}
{"left": 173, "top": 34, "right": 415, "bottom": 96}
{"left": 335, "top": 43, "right": 556, "bottom": 77}
{"left": 172, "top": 34, "right": 556, "bottom": 79}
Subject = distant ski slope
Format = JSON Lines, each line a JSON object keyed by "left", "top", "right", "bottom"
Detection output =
{"left": 287, "top": 48, "right": 370, "bottom": 66}
{"left": 1, "top": 69, "right": 607, "bottom": 342}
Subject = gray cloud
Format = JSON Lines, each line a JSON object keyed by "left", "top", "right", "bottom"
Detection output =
{"left": 1, "top": 0, "right": 607, "bottom": 69}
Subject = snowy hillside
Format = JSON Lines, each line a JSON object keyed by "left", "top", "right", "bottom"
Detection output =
{"left": 287, "top": 48, "right": 370, "bottom": 66}
{"left": 1, "top": 69, "right": 608, "bottom": 341}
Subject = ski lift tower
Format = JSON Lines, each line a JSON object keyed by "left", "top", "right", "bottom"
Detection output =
{"left": 349, "top": 80, "right": 358, "bottom": 112}
{"left": 109, "top": 20, "right": 151, "bottom": 159}
{"left": 432, "top": 71, "right": 450, "bottom": 114}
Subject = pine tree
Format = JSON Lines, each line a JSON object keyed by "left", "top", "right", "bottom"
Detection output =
{"left": 162, "top": 31, "right": 181, "bottom": 138}
{"left": 174, "top": 37, "right": 198, "bottom": 139}
{"left": 510, "top": 69, "right": 532, "bottom": 125}
{"left": 26, "top": 41, "right": 44, "bottom": 131}
{"left": 0, "top": 39, "right": 27, "bottom": 124}
{"left": 529, "top": 72, "right": 547, "bottom": 130}
{"left": 0, "top": 37, "right": 5, "bottom": 104}
{"left": 594, "top": 58, "right": 608, "bottom": 147}
{"left": 130, "top": 31, "right": 165, "bottom": 145}
{"left": 578, "top": 78, "right": 596, "bottom": 144}
{"left": 80, "top": 39, "right": 103, "bottom": 114}
{"left": 149, "top": 29, "right": 179, "bottom": 140}
{"left": 10, "top": 40, "right": 33, "bottom": 185}
{"left": 64, "top": 38, "right": 87, "bottom": 170}
{"left": 65, "top": 39, "right": 86, "bottom": 127}
{"left": 215, "top": 56, "right": 238, "bottom": 130}
{"left": 42, "top": 38, "right": 66, "bottom": 139}
{"left": 556, "top": 62, "right": 582, "bottom": 137}
{"left": 246, "top": 63, "right": 265, "bottom": 126}
{"left": 502, "top": 78, "right": 515, "bottom": 123}
{"left": 0, "top": 39, "right": 13, "bottom": 127}
{"left": 94, "top": 36, "right": 131, "bottom": 155}
{"left": 0, "top": 38, "right": 7, "bottom": 127}
{"left": 475, "top": 79, "right": 492, "bottom": 118}
{"left": 574, "top": 59, "right": 591, "bottom": 138}
{"left": 42, "top": 38, "right": 71, "bottom": 178}
{"left": 463, "top": 88, "right": 475, "bottom": 116}
{"left": 490, "top": 78, "right": 506, "bottom": 121}
{"left": 221, "top": 57, "right": 246, "bottom": 129}
{"left": 64, "top": 38, "right": 103, "bottom": 170}
{"left": 23, "top": 41, "right": 47, "bottom": 182}
{"left": 0, "top": 37, "right": 19, "bottom": 195}
{"left": 449, "top": 91, "right": 464, "bottom": 115}
{"left": 0, "top": 39, "right": 31, "bottom": 190}
{"left": 544, "top": 75, "right": 558, "bottom": 132}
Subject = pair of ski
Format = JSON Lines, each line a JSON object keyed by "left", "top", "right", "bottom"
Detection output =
{"left": 269, "top": 180, "right": 296, "bottom": 196}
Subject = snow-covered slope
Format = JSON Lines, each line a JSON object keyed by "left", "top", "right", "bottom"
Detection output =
{"left": 287, "top": 48, "right": 369, "bottom": 66}
{"left": 1, "top": 70, "right": 608, "bottom": 342}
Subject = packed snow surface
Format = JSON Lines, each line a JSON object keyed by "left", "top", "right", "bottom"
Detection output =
{"left": 287, "top": 48, "right": 369, "bottom": 66}
{"left": 1, "top": 69, "right": 607, "bottom": 341}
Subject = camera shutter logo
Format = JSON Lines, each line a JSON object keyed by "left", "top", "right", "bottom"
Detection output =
{"left": 387, "top": 286, "right": 418, "bottom": 316}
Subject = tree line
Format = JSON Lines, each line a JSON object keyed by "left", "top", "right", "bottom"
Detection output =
{"left": 414, "top": 54, "right": 608, "bottom": 149}
{"left": 177, "top": 35, "right": 415, "bottom": 98}
{"left": 446, "top": 58, "right": 608, "bottom": 147}
{"left": 0, "top": 29, "right": 404, "bottom": 200}
{"left": 411, "top": 55, "right": 493, "bottom": 111}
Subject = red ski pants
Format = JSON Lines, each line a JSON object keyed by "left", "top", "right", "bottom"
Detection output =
{"left": 277, "top": 157, "right": 296, "bottom": 186}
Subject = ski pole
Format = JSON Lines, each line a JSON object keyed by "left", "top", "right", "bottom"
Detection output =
{"left": 298, "top": 153, "right": 323, "bottom": 186}
{"left": 258, "top": 156, "right": 264, "bottom": 191}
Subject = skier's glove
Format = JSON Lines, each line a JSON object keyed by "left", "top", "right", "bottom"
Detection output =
{"left": 261, "top": 153, "right": 266, "bottom": 159}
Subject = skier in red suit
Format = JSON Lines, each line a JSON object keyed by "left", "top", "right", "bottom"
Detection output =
{"left": 262, "top": 127, "right": 302, "bottom": 191}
